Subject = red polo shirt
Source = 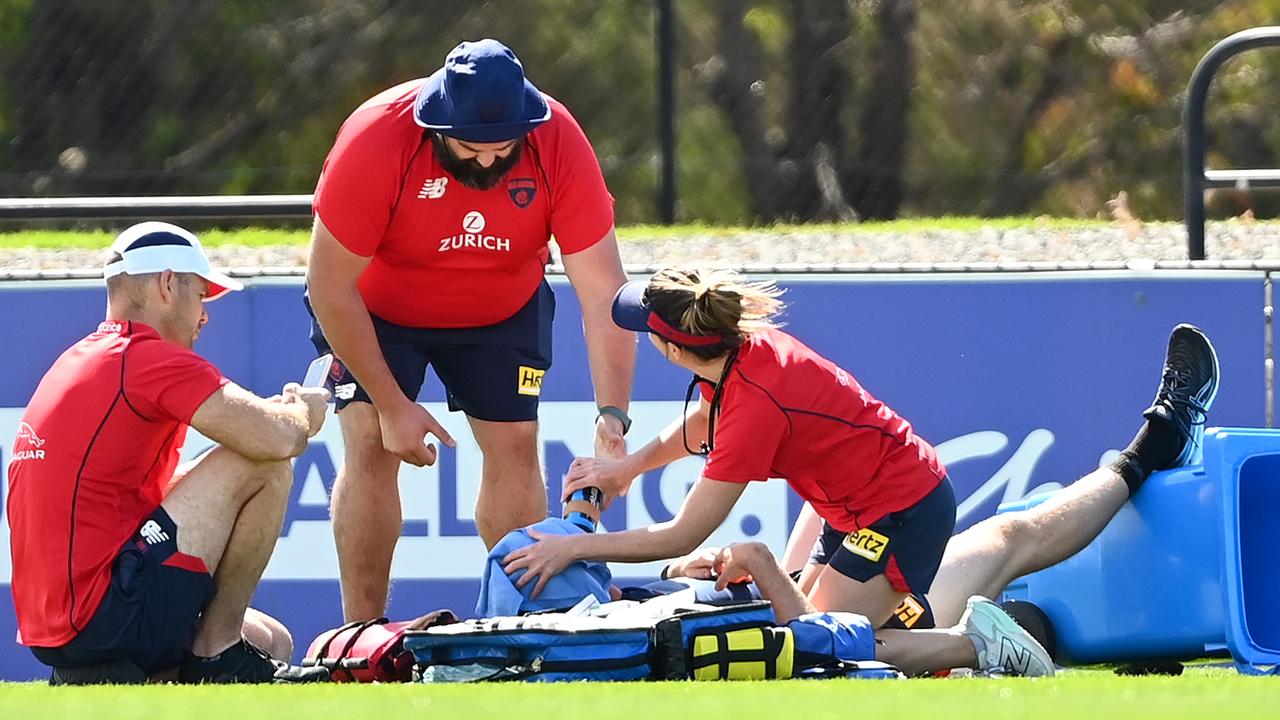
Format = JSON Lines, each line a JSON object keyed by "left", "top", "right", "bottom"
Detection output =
{"left": 701, "top": 329, "right": 945, "bottom": 532}
{"left": 7, "top": 321, "right": 226, "bottom": 646}
{"left": 313, "top": 80, "right": 615, "bottom": 329}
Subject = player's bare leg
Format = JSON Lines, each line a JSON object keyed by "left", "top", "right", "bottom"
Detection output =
{"left": 330, "top": 403, "right": 404, "bottom": 621}
{"left": 161, "top": 446, "right": 292, "bottom": 657}
{"left": 469, "top": 417, "right": 547, "bottom": 549}
{"left": 927, "top": 467, "right": 1128, "bottom": 625}
{"left": 873, "top": 628, "right": 977, "bottom": 675}
{"left": 800, "top": 564, "right": 908, "bottom": 628}
{"left": 929, "top": 324, "right": 1219, "bottom": 624}
{"left": 877, "top": 597, "right": 1055, "bottom": 677}
{"left": 724, "top": 542, "right": 1051, "bottom": 676}
{"left": 242, "top": 608, "right": 293, "bottom": 662}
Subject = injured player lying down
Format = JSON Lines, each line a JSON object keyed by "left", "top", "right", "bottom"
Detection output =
{"left": 506, "top": 311, "right": 1219, "bottom": 676}
{"left": 652, "top": 322, "right": 1219, "bottom": 676}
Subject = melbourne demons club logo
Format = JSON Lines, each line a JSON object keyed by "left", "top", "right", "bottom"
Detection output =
{"left": 508, "top": 178, "right": 536, "bottom": 208}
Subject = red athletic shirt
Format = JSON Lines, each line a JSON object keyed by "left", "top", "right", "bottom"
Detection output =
{"left": 313, "top": 80, "right": 615, "bottom": 328}
{"left": 700, "top": 329, "right": 945, "bottom": 532}
{"left": 7, "top": 321, "right": 227, "bottom": 646}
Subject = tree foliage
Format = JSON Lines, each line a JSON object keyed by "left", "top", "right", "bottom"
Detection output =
{"left": 1, "top": 1, "right": 1278, "bottom": 223}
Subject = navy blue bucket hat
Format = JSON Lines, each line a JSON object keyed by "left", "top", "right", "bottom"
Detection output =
{"left": 414, "top": 39, "right": 551, "bottom": 143}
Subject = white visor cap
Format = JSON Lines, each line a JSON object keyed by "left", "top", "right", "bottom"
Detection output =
{"left": 103, "top": 222, "right": 243, "bottom": 302}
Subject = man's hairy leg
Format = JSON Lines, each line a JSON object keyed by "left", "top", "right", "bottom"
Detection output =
{"left": 163, "top": 446, "right": 292, "bottom": 657}
{"left": 331, "top": 403, "right": 404, "bottom": 621}
{"left": 469, "top": 418, "right": 547, "bottom": 549}
{"left": 873, "top": 628, "right": 977, "bottom": 676}
{"left": 928, "top": 466, "right": 1128, "bottom": 625}
{"left": 722, "top": 542, "right": 979, "bottom": 677}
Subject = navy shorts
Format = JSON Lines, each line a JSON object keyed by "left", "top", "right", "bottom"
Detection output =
{"left": 809, "top": 476, "right": 956, "bottom": 595}
{"left": 30, "top": 507, "right": 215, "bottom": 675}
{"left": 306, "top": 282, "right": 555, "bottom": 422}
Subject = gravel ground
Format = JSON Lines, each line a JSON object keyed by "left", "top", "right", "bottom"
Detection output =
{"left": 5, "top": 220, "right": 1280, "bottom": 276}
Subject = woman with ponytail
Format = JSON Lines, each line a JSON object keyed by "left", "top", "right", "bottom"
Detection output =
{"left": 504, "top": 266, "right": 955, "bottom": 627}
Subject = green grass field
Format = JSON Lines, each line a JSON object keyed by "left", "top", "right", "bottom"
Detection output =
{"left": 2, "top": 668, "right": 1277, "bottom": 720}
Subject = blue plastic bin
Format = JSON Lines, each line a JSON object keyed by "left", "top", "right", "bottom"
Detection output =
{"left": 999, "top": 427, "right": 1280, "bottom": 666}
{"left": 1205, "top": 427, "right": 1280, "bottom": 667}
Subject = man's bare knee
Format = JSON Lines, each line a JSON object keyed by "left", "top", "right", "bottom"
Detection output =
{"left": 257, "top": 458, "right": 293, "bottom": 493}
{"left": 338, "top": 404, "right": 399, "bottom": 478}
{"left": 243, "top": 609, "right": 293, "bottom": 661}
{"left": 228, "top": 453, "right": 291, "bottom": 498}
{"left": 987, "top": 512, "right": 1039, "bottom": 572}
{"left": 474, "top": 423, "right": 541, "bottom": 483}
{"left": 184, "top": 447, "right": 291, "bottom": 499}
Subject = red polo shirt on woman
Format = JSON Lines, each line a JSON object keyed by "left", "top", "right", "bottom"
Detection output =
{"left": 701, "top": 329, "right": 945, "bottom": 532}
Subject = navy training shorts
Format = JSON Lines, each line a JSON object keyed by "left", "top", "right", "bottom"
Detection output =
{"left": 809, "top": 476, "right": 956, "bottom": 596}
{"left": 30, "top": 507, "right": 215, "bottom": 675}
{"left": 305, "top": 282, "right": 555, "bottom": 422}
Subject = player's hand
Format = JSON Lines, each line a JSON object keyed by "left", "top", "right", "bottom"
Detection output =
{"left": 282, "top": 382, "right": 330, "bottom": 436}
{"left": 712, "top": 542, "right": 767, "bottom": 591}
{"left": 594, "top": 413, "right": 627, "bottom": 460}
{"left": 502, "top": 529, "right": 579, "bottom": 600}
{"left": 378, "top": 399, "right": 456, "bottom": 467}
{"left": 663, "top": 546, "right": 721, "bottom": 580}
{"left": 562, "top": 456, "right": 635, "bottom": 509}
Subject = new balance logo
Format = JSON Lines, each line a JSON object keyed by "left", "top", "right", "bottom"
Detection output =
{"left": 999, "top": 637, "right": 1032, "bottom": 675}
{"left": 417, "top": 177, "right": 448, "bottom": 199}
{"left": 139, "top": 520, "right": 169, "bottom": 545}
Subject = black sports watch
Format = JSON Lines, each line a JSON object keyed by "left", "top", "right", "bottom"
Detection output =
{"left": 596, "top": 405, "right": 632, "bottom": 435}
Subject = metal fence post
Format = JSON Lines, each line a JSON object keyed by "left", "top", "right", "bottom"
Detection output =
{"left": 1184, "top": 27, "right": 1280, "bottom": 261}
{"left": 656, "top": 0, "right": 676, "bottom": 225}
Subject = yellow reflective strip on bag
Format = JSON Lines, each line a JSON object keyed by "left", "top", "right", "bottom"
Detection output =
{"left": 689, "top": 627, "right": 795, "bottom": 680}
{"left": 726, "top": 631, "right": 764, "bottom": 652}
{"left": 691, "top": 635, "right": 723, "bottom": 680}
{"left": 776, "top": 628, "right": 794, "bottom": 679}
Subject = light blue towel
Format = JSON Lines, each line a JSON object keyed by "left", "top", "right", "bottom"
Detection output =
{"left": 476, "top": 517, "right": 613, "bottom": 618}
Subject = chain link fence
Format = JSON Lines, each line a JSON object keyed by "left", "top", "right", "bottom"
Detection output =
{"left": 2, "top": 1, "right": 1279, "bottom": 225}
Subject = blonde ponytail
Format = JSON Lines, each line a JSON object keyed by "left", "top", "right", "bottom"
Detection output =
{"left": 645, "top": 266, "right": 785, "bottom": 357}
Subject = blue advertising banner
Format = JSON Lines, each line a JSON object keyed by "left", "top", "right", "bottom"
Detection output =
{"left": 0, "top": 271, "right": 1266, "bottom": 679}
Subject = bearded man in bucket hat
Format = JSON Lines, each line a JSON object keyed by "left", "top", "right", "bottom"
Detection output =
{"left": 305, "top": 39, "right": 635, "bottom": 622}
{"left": 8, "top": 222, "right": 331, "bottom": 684}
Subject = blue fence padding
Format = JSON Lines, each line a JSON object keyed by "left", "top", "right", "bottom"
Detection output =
{"left": 0, "top": 271, "right": 1267, "bottom": 679}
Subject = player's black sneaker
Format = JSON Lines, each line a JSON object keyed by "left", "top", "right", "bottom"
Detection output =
{"left": 178, "top": 638, "right": 330, "bottom": 684}
{"left": 49, "top": 660, "right": 148, "bottom": 685}
{"left": 1142, "top": 324, "right": 1219, "bottom": 468}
